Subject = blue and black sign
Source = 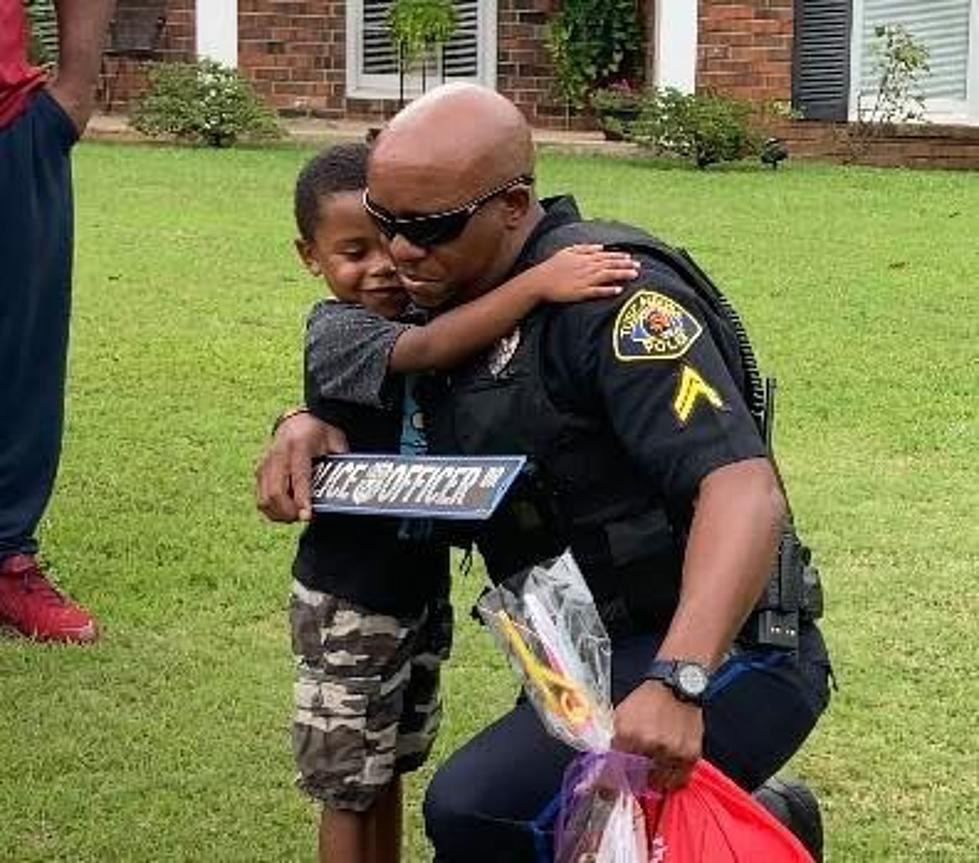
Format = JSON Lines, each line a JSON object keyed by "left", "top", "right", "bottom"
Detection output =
{"left": 311, "top": 454, "right": 526, "bottom": 521}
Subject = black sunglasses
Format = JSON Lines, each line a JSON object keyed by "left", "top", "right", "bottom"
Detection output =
{"left": 363, "top": 174, "right": 535, "bottom": 248}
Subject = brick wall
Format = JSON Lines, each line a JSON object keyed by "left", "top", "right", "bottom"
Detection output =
{"left": 236, "top": 0, "right": 592, "bottom": 125}
{"left": 239, "top": 0, "right": 349, "bottom": 119}
{"left": 238, "top": 0, "right": 444, "bottom": 122}
{"left": 99, "top": 0, "right": 651, "bottom": 127}
{"left": 697, "top": 0, "right": 793, "bottom": 104}
{"left": 496, "top": 0, "right": 562, "bottom": 126}
{"left": 99, "top": 0, "right": 195, "bottom": 112}
{"left": 769, "top": 119, "right": 979, "bottom": 170}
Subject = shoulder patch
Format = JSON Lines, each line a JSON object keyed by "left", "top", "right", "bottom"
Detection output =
{"left": 612, "top": 290, "right": 702, "bottom": 362}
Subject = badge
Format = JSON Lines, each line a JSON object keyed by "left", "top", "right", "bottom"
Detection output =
{"left": 672, "top": 364, "right": 724, "bottom": 424}
{"left": 487, "top": 326, "right": 521, "bottom": 377}
{"left": 612, "top": 290, "right": 702, "bottom": 362}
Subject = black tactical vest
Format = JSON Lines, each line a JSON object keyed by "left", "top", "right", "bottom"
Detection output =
{"left": 426, "top": 217, "right": 766, "bottom": 635}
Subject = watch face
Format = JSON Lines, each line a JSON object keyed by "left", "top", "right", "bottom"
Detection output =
{"left": 676, "top": 663, "right": 709, "bottom": 697}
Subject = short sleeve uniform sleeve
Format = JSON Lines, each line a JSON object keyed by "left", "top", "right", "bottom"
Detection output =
{"left": 305, "top": 299, "right": 411, "bottom": 408}
{"left": 542, "top": 260, "right": 768, "bottom": 508}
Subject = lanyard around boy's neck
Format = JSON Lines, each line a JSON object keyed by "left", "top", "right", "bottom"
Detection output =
{"left": 399, "top": 373, "right": 427, "bottom": 457}
{"left": 398, "top": 374, "right": 433, "bottom": 540}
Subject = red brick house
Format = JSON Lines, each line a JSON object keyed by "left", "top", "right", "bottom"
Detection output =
{"left": 103, "top": 2, "right": 979, "bottom": 156}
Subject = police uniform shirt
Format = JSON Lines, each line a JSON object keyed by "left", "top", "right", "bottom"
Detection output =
{"left": 525, "top": 198, "right": 768, "bottom": 515}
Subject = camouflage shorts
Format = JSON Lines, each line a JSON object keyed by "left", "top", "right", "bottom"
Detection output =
{"left": 289, "top": 580, "right": 452, "bottom": 812}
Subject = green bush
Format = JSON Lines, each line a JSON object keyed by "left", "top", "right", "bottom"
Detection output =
{"left": 545, "top": 0, "right": 642, "bottom": 111}
{"left": 629, "top": 88, "right": 759, "bottom": 168}
{"left": 589, "top": 80, "right": 642, "bottom": 140}
{"left": 387, "top": 0, "right": 457, "bottom": 98}
{"left": 860, "top": 23, "right": 930, "bottom": 125}
{"left": 131, "top": 59, "right": 280, "bottom": 148}
{"left": 387, "top": 0, "right": 456, "bottom": 69}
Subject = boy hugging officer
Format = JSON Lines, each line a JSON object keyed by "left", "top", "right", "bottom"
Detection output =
{"left": 280, "top": 142, "right": 636, "bottom": 862}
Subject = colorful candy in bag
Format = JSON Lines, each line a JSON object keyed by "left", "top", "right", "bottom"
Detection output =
{"left": 477, "top": 550, "right": 614, "bottom": 753}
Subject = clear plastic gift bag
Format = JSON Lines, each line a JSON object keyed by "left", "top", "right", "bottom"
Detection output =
{"left": 477, "top": 551, "right": 650, "bottom": 861}
{"left": 554, "top": 750, "right": 656, "bottom": 863}
{"left": 476, "top": 550, "right": 614, "bottom": 752}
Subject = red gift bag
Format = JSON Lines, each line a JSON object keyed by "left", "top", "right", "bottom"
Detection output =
{"left": 639, "top": 761, "right": 814, "bottom": 863}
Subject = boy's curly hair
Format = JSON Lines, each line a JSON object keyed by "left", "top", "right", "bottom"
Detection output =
{"left": 294, "top": 142, "right": 370, "bottom": 242}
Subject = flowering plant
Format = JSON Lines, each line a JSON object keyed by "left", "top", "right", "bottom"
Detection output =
{"left": 132, "top": 59, "right": 280, "bottom": 148}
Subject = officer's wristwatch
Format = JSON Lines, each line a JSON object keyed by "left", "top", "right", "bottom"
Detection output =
{"left": 644, "top": 659, "right": 711, "bottom": 705}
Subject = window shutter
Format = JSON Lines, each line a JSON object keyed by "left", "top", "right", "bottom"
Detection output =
{"left": 361, "top": 0, "right": 481, "bottom": 79}
{"left": 859, "top": 1, "right": 971, "bottom": 101}
{"left": 443, "top": 1, "right": 479, "bottom": 79}
{"left": 362, "top": 0, "right": 399, "bottom": 76}
{"left": 793, "top": 0, "right": 853, "bottom": 121}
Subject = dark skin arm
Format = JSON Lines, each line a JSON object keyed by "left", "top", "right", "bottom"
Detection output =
{"left": 255, "top": 412, "right": 349, "bottom": 523}
{"left": 612, "top": 457, "right": 785, "bottom": 789}
{"left": 389, "top": 245, "right": 637, "bottom": 373}
{"left": 47, "top": 0, "right": 118, "bottom": 134}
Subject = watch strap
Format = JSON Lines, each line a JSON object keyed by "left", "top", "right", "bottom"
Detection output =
{"left": 644, "top": 659, "right": 676, "bottom": 682}
{"left": 644, "top": 658, "right": 709, "bottom": 705}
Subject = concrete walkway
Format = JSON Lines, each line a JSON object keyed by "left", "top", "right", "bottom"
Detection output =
{"left": 83, "top": 112, "right": 636, "bottom": 156}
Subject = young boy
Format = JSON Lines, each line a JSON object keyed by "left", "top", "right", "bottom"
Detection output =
{"left": 287, "top": 142, "right": 638, "bottom": 863}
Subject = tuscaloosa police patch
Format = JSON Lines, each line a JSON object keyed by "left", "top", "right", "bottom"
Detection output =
{"left": 612, "top": 290, "right": 702, "bottom": 362}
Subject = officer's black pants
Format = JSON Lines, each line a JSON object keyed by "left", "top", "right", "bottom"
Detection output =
{"left": 424, "top": 624, "right": 831, "bottom": 862}
{"left": 0, "top": 90, "right": 77, "bottom": 559}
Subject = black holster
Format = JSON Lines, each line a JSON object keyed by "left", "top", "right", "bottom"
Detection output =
{"left": 739, "top": 523, "right": 824, "bottom": 650}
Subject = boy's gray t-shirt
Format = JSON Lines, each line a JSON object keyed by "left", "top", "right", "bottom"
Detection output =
{"left": 298, "top": 298, "right": 447, "bottom": 615}
{"left": 305, "top": 298, "right": 412, "bottom": 408}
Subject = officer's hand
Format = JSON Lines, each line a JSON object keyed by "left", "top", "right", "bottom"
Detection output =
{"left": 255, "top": 412, "right": 349, "bottom": 523}
{"left": 612, "top": 680, "right": 703, "bottom": 791}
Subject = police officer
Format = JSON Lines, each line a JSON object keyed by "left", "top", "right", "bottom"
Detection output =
{"left": 257, "top": 84, "right": 831, "bottom": 861}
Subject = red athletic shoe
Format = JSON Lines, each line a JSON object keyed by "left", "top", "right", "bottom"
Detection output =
{"left": 0, "top": 554, "right": 98, "bottom": 644}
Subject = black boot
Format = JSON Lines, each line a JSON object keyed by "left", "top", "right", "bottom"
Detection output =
{"left": 753, "top": 775, "right": 824, "bottom": 861}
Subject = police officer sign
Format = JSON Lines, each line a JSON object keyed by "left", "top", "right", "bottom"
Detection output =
{"left": 311, "top": 454, "right": 526, "bottom": 520}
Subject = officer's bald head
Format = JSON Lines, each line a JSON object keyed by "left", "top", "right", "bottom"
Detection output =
{"left": 366, "top": 85, "right": 544, "bottom": 309}
{"left": 370, "top": 83, "right": 535, "bottom": 206}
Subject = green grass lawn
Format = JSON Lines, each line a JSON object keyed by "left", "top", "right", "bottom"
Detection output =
{"left": 1, "top": 142, "right": 977, "bottom": 862}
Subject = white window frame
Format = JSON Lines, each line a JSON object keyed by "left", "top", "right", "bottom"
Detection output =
{"left": 346, "top": 0, "right": 497, "bottom": 101}
{"left": 196, "top": 0, "right": 238, "bottom": 68}
{"left": 849, "top": 0, "right": 979, "bottom": 125}
{"left": 653, "top": 0, "right": 698, "bottom": 94}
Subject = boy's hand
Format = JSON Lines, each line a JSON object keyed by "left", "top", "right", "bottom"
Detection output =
{"left": 255, "top": 412, "right": 349, "bottom": 522}
{"left": 534, "top": 244, "right": 640, "bottom": 303}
